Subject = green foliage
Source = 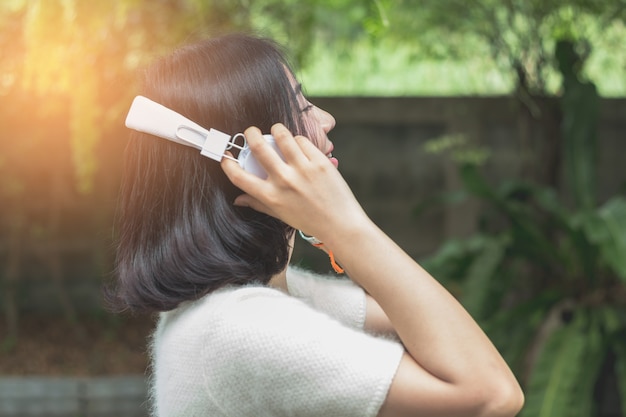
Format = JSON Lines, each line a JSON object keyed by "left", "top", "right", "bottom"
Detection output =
{"left": 0, "top": 0, "right": 221, "bottom": 195}
{"left": 419, "top": 30, "right": 626, "bottom": 413}
{"left": 424, "top": 134, "right": 491, "bottom": 166}
{"left": 297, "top": 0, "right": 626, "bottom": 96}
{"left": 458, "top": 235, "right": 508, "bottom": 318}
{"left": 379, "top": 0, "right": 626, "bottom": 95}
{"left": 520, "top": 312, "right": 607, "bottom": 417}
{"left": 615, "top": 339, "right": 626, "bottom": 416}
{"left": 0, "top": 0, "right": 225, "bottom": 331}
{"left": 581, "top": 198, "right": 626, "bottom": 281}
{"left": 422, "top": 163, "right": 626, "bottom": 414}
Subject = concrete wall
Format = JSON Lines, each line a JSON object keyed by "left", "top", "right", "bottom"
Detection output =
{"left": 293, "top": 96, "right": 626, "bottom": 271}
{"left": 4, "top": 97, "right": 625, "bottom": 311}
{"left": 0, "top": 376, "right": 148, "bottom": 417}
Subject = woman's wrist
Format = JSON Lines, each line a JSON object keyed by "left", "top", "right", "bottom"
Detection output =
{"left": 317, "top": 211, "right": 373, "bottom": 250}
{"left": 320, "top": 216, "right": 383, "bottom": 273}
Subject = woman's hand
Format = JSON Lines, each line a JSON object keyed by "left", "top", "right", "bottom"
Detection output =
{"left": 221, "top": 123, "right": 367, "bottom": 244}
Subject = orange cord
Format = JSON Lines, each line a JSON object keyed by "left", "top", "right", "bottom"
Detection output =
{"left": 313, "top": 243, "right": 345, "bottom": 274}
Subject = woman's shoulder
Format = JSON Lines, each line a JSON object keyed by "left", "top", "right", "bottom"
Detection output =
{"left": 158, "top": 284, "right": 289, "bottom": 329}
{"left": 152, "top": 285, "right": 297, "bottom": 364}
{"left": 156, "top": 284, "right": 323, "bottom": 341}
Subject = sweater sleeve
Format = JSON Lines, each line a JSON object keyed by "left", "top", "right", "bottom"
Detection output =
{"left": 286, "top": 265, "right": 366, "bottom": 329}
{"left": 199, "top": 287, "right": 404, "bottom": 417}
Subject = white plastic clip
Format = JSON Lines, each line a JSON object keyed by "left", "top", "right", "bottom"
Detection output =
{"left": 200, "top": 129, "right": 232, "bottom": 161}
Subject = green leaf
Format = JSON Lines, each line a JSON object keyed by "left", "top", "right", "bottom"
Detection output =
{"left": 580, "top": 197, "right": 626, "bottom": 281}
{"left": 484, "top": 292, "right": 559, "bottom": 376}
{"left": 421, "top": 235, "right": 488, "bottom": 275}
{"left": 459, "top": 167, "right": 566, "bottom": 269}
{"left": 520, "top": 316, "right": 597, "bottom": 417}
{"left": 461, "top": 235, "right": 508, "bottom": 319}
{"left": 568, "top": 311, "right": 608, "bottom": 417}
{"left": 614, "top": 340, "right": 626, "bottom": 417}
{"left": 596, "top": 197, "right": 626, "bottom": 280}
{"left": 458, "top": 164, "right": 497, "bottom": 201}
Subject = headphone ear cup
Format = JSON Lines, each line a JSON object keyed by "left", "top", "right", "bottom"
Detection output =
{"left": 237, "top": 135, "right": 283, "bottom": 179}
{"left": 237, "top": 147, "right": 266, "bottom": 179}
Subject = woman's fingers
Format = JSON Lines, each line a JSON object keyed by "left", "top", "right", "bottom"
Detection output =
{"left": 220, "top": 151, "right": 266, "bottom": 197}
{"left": 239, "top": 124, "right": 331, "bottom": 182}
{"left": 293, "top": 133, "right": 330, "bottom": 164}
{"left": 221, "top": 158, "right": 278, "bottom": 217}
{"left": 233, "top": 193, "right": 276, "bottom": 217}
{"left": 241, "top": 126, "right": 286, "bottom": 178}
{"left": 270, "top": 124, "right": 311, "bottom": 166}
{"left": 271, "top": 123, "right": 331, "bottom": 167}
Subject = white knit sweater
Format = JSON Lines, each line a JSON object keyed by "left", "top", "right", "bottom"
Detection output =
{"left": 150, "top": 266, "right": 404, "bottom": 417}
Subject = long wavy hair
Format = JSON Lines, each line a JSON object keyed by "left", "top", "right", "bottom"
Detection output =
{"left": 110, "top": 34, "right": 312, "bottom": 313}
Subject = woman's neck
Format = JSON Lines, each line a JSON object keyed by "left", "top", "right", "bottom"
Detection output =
{"left": 268, "top": 269, "right": 288, "bottom": 292}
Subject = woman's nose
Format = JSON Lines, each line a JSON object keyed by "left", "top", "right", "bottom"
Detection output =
{"left": 314, "top": 106, "right": 336, "bottom": 134}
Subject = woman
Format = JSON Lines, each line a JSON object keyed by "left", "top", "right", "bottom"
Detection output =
{"left": 113, "top": 33, "right": 524, "bottom": 417}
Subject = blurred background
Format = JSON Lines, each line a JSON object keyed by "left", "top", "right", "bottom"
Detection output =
{"left": 0, "top": 0, "right": 625, "bottom": 416}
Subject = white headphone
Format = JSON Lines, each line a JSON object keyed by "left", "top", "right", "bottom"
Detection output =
{"left": 124, "top": 95, "right": 283, "bottom": 179}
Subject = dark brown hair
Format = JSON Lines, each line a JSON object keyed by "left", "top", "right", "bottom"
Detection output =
{"left": 110, "top": 34, "right": 311, "bottom": 313}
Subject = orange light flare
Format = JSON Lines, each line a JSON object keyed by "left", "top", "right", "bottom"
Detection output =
{"left": 1, "top": 0, "right": 206, "bottom": 198}
{"left": 0, "top": 0, "right": 148, "bottom": 196}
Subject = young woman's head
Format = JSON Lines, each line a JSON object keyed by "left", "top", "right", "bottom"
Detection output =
{"left": 112, "top": 34, "right": 328, "bottom": 312}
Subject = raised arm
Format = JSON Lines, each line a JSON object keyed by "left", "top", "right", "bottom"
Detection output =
{"left": 221, "top": 124, "right": 524, "bottom": 417}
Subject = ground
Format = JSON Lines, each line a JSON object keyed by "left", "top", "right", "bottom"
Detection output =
{"left": 0, "top": 312, "right": 154, "bottom": 376}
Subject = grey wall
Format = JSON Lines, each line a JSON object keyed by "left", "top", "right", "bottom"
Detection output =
{"left": 292, "top": 97, "right": 626, "bottom": 272}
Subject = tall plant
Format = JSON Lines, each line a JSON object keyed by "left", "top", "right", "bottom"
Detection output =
{"left": 420, "top": 41, "right": 626, "bottom": 416}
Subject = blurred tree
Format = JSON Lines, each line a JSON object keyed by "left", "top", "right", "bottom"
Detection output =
{"left": 185, "top": 0, "right": 382, "bottom": 68}
{"left": 369, "top": 0, "right": 624, "bottom": 186}
{"left": 370, "top": 0, "right": 624, "bottom": 93}
{"left": 556, "top": 39, "right": 600, "bottom": 211}
{"left": 0, "top": 0, "right": 215, "bottom": 346}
